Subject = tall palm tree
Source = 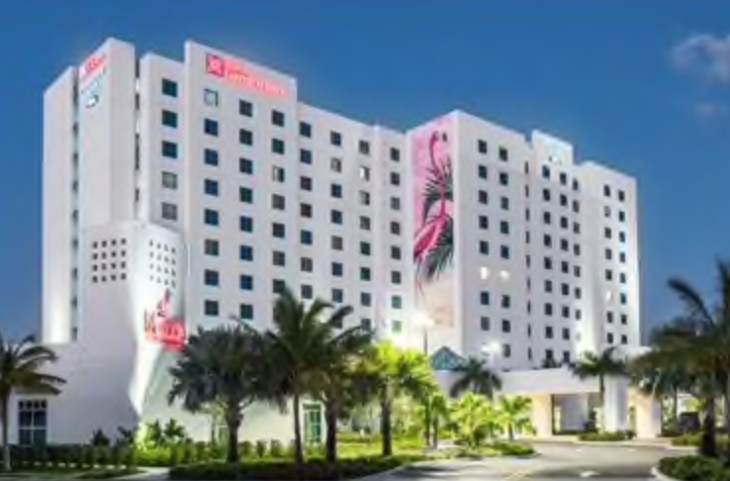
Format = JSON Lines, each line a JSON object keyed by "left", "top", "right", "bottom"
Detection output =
{"left": 265, "top": 287, "right": 368, "bottom": 466}
{"left": 450, "top": 357, "right": 502, "bottom": 399}
{"left": 497, "top": 396, "right": 533, "bottom": 441}
{"left": 635, "top": 317, "right": 723, "bottom": 457}
{"left": 630, "top": 355, "right": 691, "bottom": 431}
{"left": 571, "top": 347, "right": 626, "bottom": 431}
{"left": 356, "top": 343, "right": 436, "bottom": 456}
{"left": 0, "top": 334, "right": 65, "bottom": 471}
{"left": 168, "top": 325, "right": 278, "bottom": 463}
{"left": 665, "top": 261, "right": 730, "bottom": 458}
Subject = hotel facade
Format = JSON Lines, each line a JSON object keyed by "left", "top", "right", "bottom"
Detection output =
{"left": 29, "top": 38, "right": 652, "bottom": 446}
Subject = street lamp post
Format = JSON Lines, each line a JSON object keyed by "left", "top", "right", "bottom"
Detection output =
{"left": 414, "top": 311, "right": 434, "bottom": 447}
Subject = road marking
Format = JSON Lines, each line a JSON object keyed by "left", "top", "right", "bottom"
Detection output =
{"left": 504, "top": 468, "right": 537, "bottom": 480}
{"left": 579, "top": 471, "right": 599, "bottom": 478}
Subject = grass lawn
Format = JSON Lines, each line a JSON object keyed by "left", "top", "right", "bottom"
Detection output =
{"left": 0, "top": 467, "right": 141, "bottom": 479}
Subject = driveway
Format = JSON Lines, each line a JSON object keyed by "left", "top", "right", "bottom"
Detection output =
{"left": 386, "top": 442, "right": 683, "bottom": 480}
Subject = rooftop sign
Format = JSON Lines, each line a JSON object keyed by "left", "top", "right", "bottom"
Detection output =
{"left": 206, "top": 53, "right": 287, "bottom": 98}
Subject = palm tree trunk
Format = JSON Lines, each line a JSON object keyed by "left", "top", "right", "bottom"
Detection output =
{"left": 2, "top": 397, "right": 10, "bottom": 471}
{"left": 700, "top": 396, "right": 718, "bottom": 458}
{"left": 325, "top": 400, "right": 338, "bottom": 464}
{"left": 292, "top": 393, "right": 304, "bottom": 467}
{"left": 224, "top": 406, "right": 241, "bottom": 463}
{"left": 380, "top": 393, "right": 393, "bottom": 457}
{"left": 672, "top": 388, "right": 679, "bottom": 426}
{"left": 508, "top": 424, "right": 514, "bottom": 441}
{"left": 433, "top": 417, "right": 439, "bottom": 449}
{"left": 423, "top": 401, "right": 431, "bottom": 447}
{"left": 724, "top": 380, "right": 730, "bottom": 460}
{"left": 599, "top": 375, "right": 606, "bottom": 432}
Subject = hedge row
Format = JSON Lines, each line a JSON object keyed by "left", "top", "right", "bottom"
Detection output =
{"left": 577, "top": 431, "right": 635, "bottom": 442}
{"left": 658, "top": 456, "right": 730, "bottom": 481}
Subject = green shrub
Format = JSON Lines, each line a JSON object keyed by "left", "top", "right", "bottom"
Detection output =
{"left": 240, "top": 441, "right": 253, "bottom": 458}
{"left": 269, "top": 440, "right": 283, "bottom": 458}
{"left": 489, "top": 441, "right": 535, "bottom": 457}
{"left": 255, "top": 440, "right": 267, "bottom": 458}
{"left": 169, "top": 455, "right": 425, "bottom": 480}
{"left": 91, "top": 429, "right": 111, "bottom": 447}
{"left": 658, "top": 455, "right": 729, "bottom": 481}
{"left": 670, "top": 434, "right": 730, "bottom": 450}
{"left": 578, "top": 431, "right": 634, "bottom": 442}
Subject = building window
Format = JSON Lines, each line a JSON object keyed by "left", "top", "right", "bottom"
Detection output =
{"left": 478, "top": 190, "right": 489, "bottom": 205}
{"left": 498, "top": 147, "right": 509, "bottom": 161}
{"left": 500, "top": 221, "right": 510, "bottom": 235}
{"left": 391, "top": 296, "right": 403, "bottom": 309}
{"left": 300, "top": 122, "right": 312, "bottom": 137}
{"left": 332, "top": 236, "right": 344, "bottom": 251}
{"left": 332, "top": 288, "right": 344, "bottom": 303}
{"left": 162, "top": 110, "right": 178, "bottom": 128}
{"left": 239, "top": 157, "right": 253, "bottom": 174}
{"left": 330, "top": 131, "right": 342, "bottom": 146}
{"left": 204, "top": 148, "right": 219, "bottom": 166}
{"left": 204, "top": 118, "right": 219, "bottom": 137}
{"left": 273, "top": 251, "right": 286, "bottom": 267}
{"left": 359, "top": 166, "right": 370, "bottom": 181}
{"left": 272, "top": 110, "right": 285, "bottom": 127}
{"left": 162, "top": 78, "right": 178, "bottom": 97}
{"left": 360, "top": 241, "right": 371, "bottom": 256}
{"left": 204, "top": 239, "right": 219, "bottom": 257}
{"left": 239, "top": 275, "right": 254, "bottom": 291}
{"left": 499, "top": 172, "right": 509, "bottom": 186}
{"left": 542, "top": 165, "right": 550, "bottom": 179}
{"left": 162, "top": 141, "right": 178, "bottom": 159}
{"left": 300, "top": 230, "right": 313, "bottom": 245}
{"left": 330, "top": 157, "right": 342, "bottom": 173}
{"left": 390, "top": 147, "right": 401, "bottom": 162}
{"left": 361, "top": 292, "right": 372, "bottom": 307}
{"left": 239, "top": 244, "right": 253, "bottom": 261}
{"left": 272, "top": 138, "right": 285, "bottom": 155}
{"left": 301, "top": 257, "right": 313, "bottom": 272}
{"left": 479, "top": 241, "right": 489, "bottom": 255}
{"left": 618, "top": 190, "right": 626, "bottom": 202}
{"left": 332, "top": 262, "right": 344, "bottom": 277}
{"left": 301, "top": 284, "right": 314, "bottom": 299}
{"left": 272, "top": 223, "right": 286, "bottom": 239}
{"left": 204, "top": 270, "right": 219, "bottom": 287}
{"left": 359, "top": 140, "right": 370, "bottom": 155}
{"left": 331, "top": 210, "right": 343, "bottom": 225}
{"left": 161, "top": 172, "right": 178, "bottom": 190}
{"left": 204, "top": 300, "right": 219, "bottom": 316}
{"left": 17, "top": 400, "right": 47, "bottom": 446}
{"left": 392, "top": 320, "right": 403, "bottom": 333}
{"left": 360, "top": 267, "right": 371, "bottom": 281}
{"left": 204, "top": 179, "right": 219, "bottom": 196}
{"left": 331, "top": 183, "right": 343, "bottom": 199}
{"left": 500, "top": 196, "right": 509, "bottom": 210}
{"left": 360, "top": 191, "right": 372, "bottom": 206}
{"left": 239, "top": 216, "right": 254, "bottom": 233}
{"left": 503, "top": 344, "right": 511, "bottom": 358}
{"left": 272, "top": 194, "right": 285, "bottom": 210}
{"left": 161, "top": 203, "right": 178, "bottom": 221}
{"left": 204, "top": 88, "right": 219, "bottom": 107}
{"left": 239, "top": 100, "right": 253, "bottom": 117}
{"left": 604, "top": 185, "right": 611, "bottom": 197}
{"left": 300, "top": 176, "right": 312, "bottom": 191}
{"left": 390, "top": 172, "right": 401, "bottom": 186}
{"left": 239, "top": 304, "right": 254, "bottom": 321}
{"left": 272, "top": 166, "right": 286, "bottom": 183}
{"left": 500, "top": 245, "right": 510, "bottom": 259}
{"left": 477, "top": 139, "right": 488, "bottom": 154}
{"left": 479, "top": 215, "right": 489, "bottom": 229}
{"left": 501, "top": 295, "right": 511, "bottom": 309}
{"left": 239, "top": 129, "right": 253, "bottom": 146}
{"left": 545, "top": 326, "right": 554, "bottom": 339}
{"left": 390, "top": 222, "right": 401, "bottom": 236}
{"left": 478, "top": 165, "right": 488, "bottom": 179}
{"left": 480, "top": 291, "right": 490, "bottom": 306}
{"left": 300, "top": 149, "right": 312, "bottom": 165}
{"left": 240, "top": 187, "right": 254, "bottom": 204}
{"left": 300, "top": 203, "right": 313, "bottom": 218}
{"left": 391, "top": 271, "right": 402, "bottom": 284}
{"left": 480, "top": 317, "right": 490, "bottom": 331}
{"left": 502, "top": 319, "right": 511, "bottom": 333}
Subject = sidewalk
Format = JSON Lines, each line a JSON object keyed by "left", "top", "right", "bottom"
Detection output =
{"left": 528, "top": 435, "right": 694, "bottom": 450}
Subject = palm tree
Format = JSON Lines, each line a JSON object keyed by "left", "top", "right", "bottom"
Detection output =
{"left": 497, "top": 396, "right": 533, "bottom": 441}
{"left": 265, "top": 287, "right": 371, "bottom": 466}
{"left": 0, "top": 334, "right": 65, "bottom": 471}
{"left": 168, "top": 325, "right": 277, "bottom": 463}
{"left": 635, "top": 318, "right": 723, "bottom": 457}
{"left": 449, "top": 392, "right": 500, "bottom": 447}
{"left": 630, "top": 355, "right": 692, "bottom": 432}
{"left": 571, "top": 347, "right": 626, "bottom": 431}
{"left": 419, "top": 391, "right": 449, "bottom": 448}
{"left": 450, "top": 357, "right": 502, "bottom": 399}
{"left": 356, "top": 343, "right": 436, "bottom": 456}
{"left": 665, "top": 261, "right": 730, "bottom": 458}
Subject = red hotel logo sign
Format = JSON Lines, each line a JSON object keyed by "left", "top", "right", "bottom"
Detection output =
{"left": 144, "top": 290, "right": 186, "bottom": 351}
{"left": 206, "top": 53, "right": 287, "bottom": 98}
{"left": 79, "top": 54, "right": 107, "bottom": 83}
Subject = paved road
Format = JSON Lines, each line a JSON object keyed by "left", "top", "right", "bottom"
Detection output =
{"left": 387, "top": 442, "right": 682, "bottom": 480}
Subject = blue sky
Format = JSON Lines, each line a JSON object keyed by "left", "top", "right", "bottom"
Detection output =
{"left": 0, "top": 1, "right": 729, "bottom": 340}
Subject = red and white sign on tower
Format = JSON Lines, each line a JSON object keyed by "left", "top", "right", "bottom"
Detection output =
{"left": 206, "top": 53, "right": 287, "bottom": 98}
{"left": 144, "top": 290, "right": 186, "bottom": 351}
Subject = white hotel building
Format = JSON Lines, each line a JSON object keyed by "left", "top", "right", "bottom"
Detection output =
{"left": 29, "top": 38, "right": 656, "bottom": 446}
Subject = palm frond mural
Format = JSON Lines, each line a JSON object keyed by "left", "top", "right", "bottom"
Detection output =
{"left": 414, "top": 125, "right": 455, "bottom": 285}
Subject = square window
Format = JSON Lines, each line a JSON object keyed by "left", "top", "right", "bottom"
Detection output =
{"left": 300, "top": 230, "right": 313, "bottom": 245}
{"left": 301, "top": 284, "right": 314, "bottom": 299}
{"left": 300, "top": 176, "right": 313, "bottom": 191}
{"left": 331, "top": 210, "right": 343, "bottom": 225}
{"left": 477, "top": 139, "right": 488, "bottom": 154}
{"left": 390, "top": 222, "right": 401, "bottom": 235}
{"left": 204, "top": 148, "right": 219, "bottom": 166}
{"left": 332, "top": 236, "right": 344, "bottom": 251}
{"left": 239, "top": 304, "right": 254, "bottom": 320}
{"left": 239, "top": 216, "right": 254, "bottom": 232}
{"left": 499, "top": 172, "right": 509, "bottom": 186}
{"left": 498, "top": 147, "right": 509, "bottom": 161}
{"left": 391, "top": 271, "right": 402, "bottom": 284}
{"left": 332, "top": 288, "right": 344, "bottom": 303}
{"left": 272, "top": 223, "right": 286, "bottom": 238}
{"left": 204, "top": 239, "right": 219, "bottom": 256}
{"left": 330, "top": 131, "right": 342, "bottom": 146}
{"left": 239, "top": 100, "right": 253, "bottom": 117}
{"left": 301, "top": 257, "right": 313, "bottom": 272}
{"left": 391, "top": 246, "right": 402, "bottom": 260}
{"left": 273, "top": 251, "right": 286, "bottom": 267}
{"left": 390, "top": 172, "right": 401, "bottom": 186}
{"left": 239, "top": 157, "right": 253, "bottom": 174}
{"left": 391, "top": 296, "right": 402, "bottom": 309}
{"left": 162, "top": 79, "right": 178, "bottom": 97}
{"left": 161, "top": 203, "right": 178, "bottom": 221}
{"left": 161, "top": 171, "right": 178, "bottom": 190}
{"left": 204, "top": 179, "right": 219, "bottom": 196}
{"left": 330, "top": 158, "right": 342, "bottom": 173}
{"left": 204, "top": 269, "right": 219, "bottom": 287}
{"left": 480, "top": 317, "right": 490, "bottom": 331}
{"left": 272, "top": 194, "right": 285, "bottom": 210}
{"left": 359, "top": 140, "right": 370, "bottom": 155}
{"left": 390, "top": 147, "right": 401, "bottom": 162}
{"left": 204, "top": 300, "right": 219, "bottom": 316}
{"left": 332, "top": 262, "right": 344, "bottom": 277}
{"left": 239, "top": 245, "right": 253, "bottom": 261}
{"left": 240, "top": 187, "right": 254, "bottom": 204}
{"left": 299, "top": 122, "right": 312, "bottom": 137}
{"left": 272, "top": 110, "right": 285, "bottom": 127}
{"left": 300, "top": 203, "right": 313, "bottom": 218}
{"left": 204, "top": 118, "right": 219, "bottom": 136}
{"left": 331, "top": 183, "right": 343, "bottom": 198}
{"left": 272, "top": 138, "right": 285, "bottom": 155}
{"left": 162, "top": 110, "right": 178, "bottom": 128}
{"left": 273, "top": 279, "right": 286, "bottom": 294}
{"left": 360, "top": 267, "right": 371, "bottom": 281}
{"left": 162, "top": 141, "right": 178, "bottom": 159}
{"left": 239, "top": 129, "right": 253, "bottom": 146}
{"left": 204, "top": 88, "right": 219, "bottom": 107}
{"left": 272, "top": 166, "right": 285, "bottom": 182}
{"left": 478, "top": 165, "right": 488, "bottom": 179}
{"left": 300, "top": 149, "right": 312, "bottom": 165}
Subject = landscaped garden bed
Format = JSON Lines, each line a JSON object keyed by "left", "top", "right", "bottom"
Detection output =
{"left": 577, "top": 431, "right": 635, "bottom": 442}
{"left": 657, "top": 455, "right": 730, "bottom": 481}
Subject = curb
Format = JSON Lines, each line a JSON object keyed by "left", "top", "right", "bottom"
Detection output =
{"left": 350, "top": 459, "right": 445, "bottom": 481}
{"left": 651, "top": 466, "right": 679, "bottom": 481}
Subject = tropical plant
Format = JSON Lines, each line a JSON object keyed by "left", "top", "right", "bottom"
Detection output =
{"left": 264, "top": 287, "right": 370, "bottom": 466}
{"left": 497, "top": 396, "right": 533, "bottom": 441}
{"left": 168, "top": 325, "right": 278, "bottom": 463}
{"left": 355, "top": 343, "right": 436, "bottom": 456}
{"left": 143, "top": 420, "right": 165, "bottom": 448}
{"left": 116, "top": 426, "right": 136, "bottom": 447}
{"left": 0, "top": 333, "right": 64, "bottom": 471}
{"left": 571, "top": 347, "right": 626, "bottom": 431}
{"left": 163, "top": 419, "right": 188, "bottom": 445}
{"left": 417, "top": 391, "right": 450, "bottom": 448}
{"left": 630, "top": 355, "right": 692, "bottom": 431}
{"left": 449, "top": 392, "right": 500, "bottom": 447}
{"left": 450, "top": 357, "right": 502, "bottom": 399}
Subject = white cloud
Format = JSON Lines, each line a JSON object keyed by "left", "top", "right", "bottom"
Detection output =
{"left": 672, "top": 33, "right": 730, "bottom": 83}
{"left": 694, "top": 101, "right": 728, "bottom": 121}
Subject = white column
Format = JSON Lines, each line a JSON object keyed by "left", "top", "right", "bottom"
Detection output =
{"left": 634, "top": 391, "right": 662, "bottom": 439}
{"left": 603, "top": 376, "right": 629, "bottom": 432}
{"left": 558, "top": 394, "right": 589, "bottom": 432}
{"left": 531, "top": 394, "right": 553, "bottom": 437}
